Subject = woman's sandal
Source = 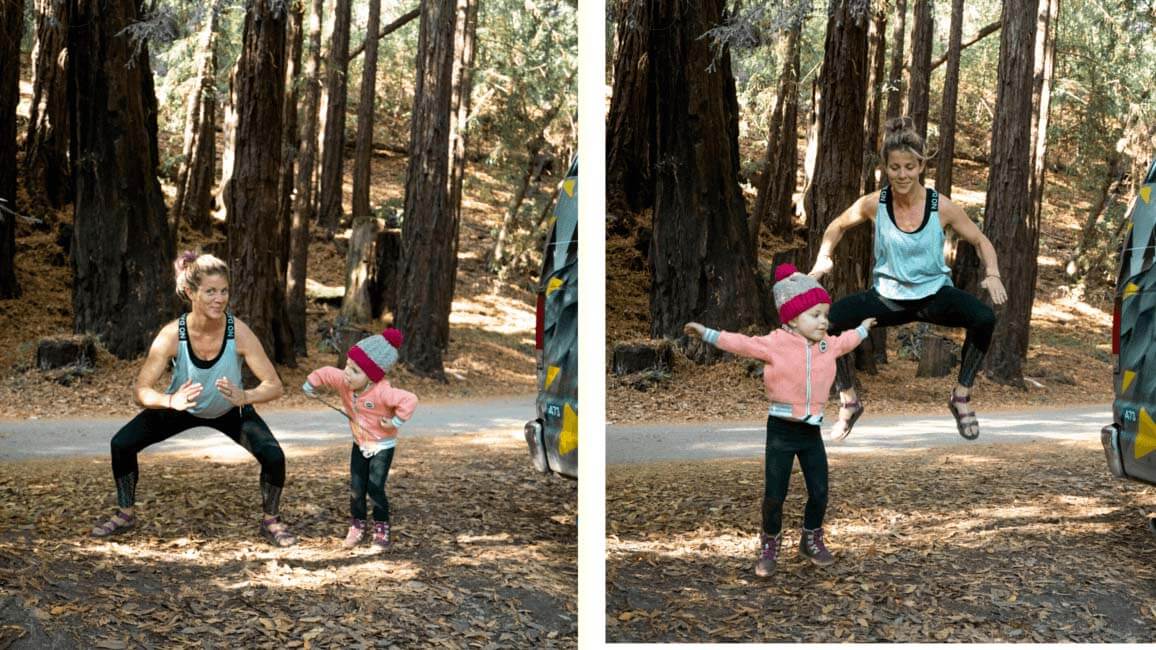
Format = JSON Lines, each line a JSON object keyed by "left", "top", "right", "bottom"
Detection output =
{"left": 91, "top": 509, "right": 136, "bottom": 538}
{"left": 948, "top": 391, "right": 981, "bottom": 440}
{"left": 261, "top": 515, "right": 298, "bottom": 547}
{"left": 830, "top": 399, "right": 864, "bottom": 442}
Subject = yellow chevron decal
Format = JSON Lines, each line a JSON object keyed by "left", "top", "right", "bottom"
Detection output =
{"left": 1141, "top": 186, "right": 1152, "bottom": 204}
{"left": 559, "top": 403, "right": 577, "bottom": 455}
{"left": 563, "top": 179, "right": 576, "bottom": 198}
{"left": 1123, "top": 369, "right": 1136, "bottom": 393}
{"left": 1135, "top": 408, "right": 1156, "bottom": 459}
{"left": 545, "top": 365, "right": 560, "bottom": 389}
{"left": 547, "top": 277, "right": 564, "bottom": 296}
{"left": 547, "top": 215, "right": 557, "bottom": 228}
{"left": 1124, "top": 282, "right": 1140, "bottom": 300}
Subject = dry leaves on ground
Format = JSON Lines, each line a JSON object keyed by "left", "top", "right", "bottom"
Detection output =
{"left": 607, "top": 441, "right": 1156, "bottom": 642}
{"left": 0, "top": 433, "right": 576, "bottom": 649}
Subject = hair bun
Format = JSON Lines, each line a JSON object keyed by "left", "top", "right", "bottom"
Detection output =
{"left": 774, "top": 263, "right": 798, "bottom": 282}
{"left": 175, "top": 250, "right": 199, "bottom": 272}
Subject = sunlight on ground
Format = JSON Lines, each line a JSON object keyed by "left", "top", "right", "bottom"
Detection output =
{"left": 449, "top": 293, "right": 534, "bottom": 334}
{"left": 945, "top": 186, "right": 986, "bottom": 207}
{"left": 1038, "top": 255, "right": 1060, "bottom": 267}
{"left": 1033, "top": 295, "right": 1112, "bottom": 326}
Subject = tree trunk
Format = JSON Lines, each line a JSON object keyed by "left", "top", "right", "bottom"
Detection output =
{"left": 341, "top": 216, "right": 381, "bottom": 323}
{"left": 396, "top": 0, "right": 460, "bottom": 380}
{"left": 935, "top": 0, "right": 964, "bottom": 196}
{"left": 861, "top": 6, "right": 885, "bottom": 195}
{"left": 278, "top": 2, "right": 304, "bottom": 279}
{"left": 318, "top": 0, "right": 352, "bottom": 232}
{"left": 347, "top": 7, "right": 420, "bottom": 61}
{"left": 445, "top": 0, "right": 478, "bottom": 281}
{"left": 606, "top": 0, "right": 654, "bottom": 221}
{"left": 930, "top": 20, "right": 1000, "bottom": 71}
{"left": 800, "top": 77, "right": 820, "bottom": 223}
{"left": 1067, "top": 151, "right": 1124, "bottom": 278}
{"left": 0, "top": 0, "right": 22, "bottom": 299}
{"left": 68, "top": 0, "right": 177, "bottom": 356}
{"left": 24, "top": 0, "right": 71, "bottom": 211}
{"left": 217, "top": 71, "right": 238, "bottom": 220}
{"left": 286, "top": 0, "right": 325, "bottom": 357}
{"left": 648, "top": 0, "right": 763, "bottom": 361}
{"left": 172, "top": 0, "right": 220, "bottom": 238}
{"left": 351, "top": 0, "right": 382, "bottom": 220}
{"left": 751, "top": 18, "right": 802, "bottom": 243}
{"left": 907, "top": 0, "right": 933, "bottom": 144}
{"left": 369, "top": 227, "right": 401, "bottom": 318}
{"left": 980, "top": 0, "right": 1039, "bottom": 386}
{"left": 884, "top": 0, "right": 907, "bottom": 121}
{"left": 1028, "top": 0, "right": 1057, "bottom": 234}
{"left": 804, "top": 0, "right": 871, "bottom": 304}
{"left": 226, "top": 0, "right": 295, "bottom": 367}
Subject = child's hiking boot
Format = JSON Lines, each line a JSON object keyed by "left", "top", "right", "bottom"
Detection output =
{"left": 754, "top": 532, "right": 782, "bottom": 578}
{"left": 342, "top": 518, "right": 367, "bottom": 549}
{"left": 799, "top": 527, "right": 835, "bottom": 566}
{"left": 260, "top": 515, "right": 298, "bottom": 547}
{"left": 372, "top": 521, "right": 391, "bottom": 551}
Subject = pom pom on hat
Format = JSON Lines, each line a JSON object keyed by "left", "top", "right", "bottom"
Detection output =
{"left": 348, "top": 327, "right": 404, "bottom": 382}
{"left": 774, "top": 263, "right": 798, "bottom": 282}
{"left": 772, "top": 265, "right": 831, "bottom": 324}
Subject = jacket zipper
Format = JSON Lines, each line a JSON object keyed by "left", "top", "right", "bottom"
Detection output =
{"left": 804, "top": 340, "right": 813, "bottom": 418}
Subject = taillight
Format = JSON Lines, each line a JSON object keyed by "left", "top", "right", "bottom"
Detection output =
{"left": 535, "top": 292, "right": 545, "bottom": 350}
{"left": 1112, "top": 294, "right": 1121, "bottom": 356}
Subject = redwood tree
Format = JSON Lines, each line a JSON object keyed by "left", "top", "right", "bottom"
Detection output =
{"left": 979, "top": 0, "right": 1039, "bottom": 385}
{"left": 172, "top": 0, "right": 221, "bottom": 236}
{"left": 803, "top": 0, "right": 871, "bottom": 302}
{"left": 69, "top": 0, "right": 176, "bottom": 356}
{"left": 606, "top": 0, "right": 653, "bottom": 220}
{"left": 226, "top": 0, "right": 295, "bottom": 366}
{"left": 396, "top": 0, "right": 460, "bottom": 379}
{"left": 648, "top": 0, "right": 763, "bottom": 358}
{"left": 0, "top": 0, "right": 21, "bottom": 299}
{"left": 907, "top": 0, "right": 933, "bottom": 143}
{"left": 751, "top": 16, "right": 802, "bottom": 243}
{"left": 278, "top": 1, "right": 304, "bottom": 277}
{"left": 318, "top": 0, "right": 352, "bottom": 232}
{"left": 935, "top": 0, "right": 964, "bottom": 196}
{"left": 351, "top": 0, "right": 383, "bottom": 220}
{"left": 25, "top": 0, "right": 71, "bottom": 210}
{"left": 884, "top": 0, "right": 907, "bottom": 121}
{"left": 861, "top": 6, "right": 885, "bottom": 194}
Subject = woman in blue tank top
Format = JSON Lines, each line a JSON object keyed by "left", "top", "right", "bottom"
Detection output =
{"left": 91, "top": 252, "right": 297, "bottom": 546}
{"left": 807, "top": 117, "right": 1008, "bottom": 442}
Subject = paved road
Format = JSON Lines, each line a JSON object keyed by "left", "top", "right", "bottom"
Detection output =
{"left": 607, "top": 404, "right": 1111, "bottom": 464}
{"left": 0, "top": 395, "right": 535, "bottom": 460}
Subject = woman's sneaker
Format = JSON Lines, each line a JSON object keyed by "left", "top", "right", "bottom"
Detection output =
{"left": 372, "top": 521, "right": 391, "bottom": 551}
{"left": 754, "top": 532, "right": 781, "bottom": 578}
{"left": 799, "top": 527, "right": 835, "bottom": 566}
{"left": 342, "top": 518, "right": 367, "bottom": 549}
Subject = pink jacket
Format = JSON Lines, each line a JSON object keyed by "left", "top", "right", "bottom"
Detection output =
{"left": 710, "top": 326, "right": 866, "bottom": 422}
{"left": 306, "top": 366, "right": 418, "bottom": 449}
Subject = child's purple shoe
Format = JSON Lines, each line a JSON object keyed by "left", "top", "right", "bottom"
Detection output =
{"left": 342, "top": 518, "right": 366, "bottom": 549}
{"left": 754, "top": 532, "right": 781, "bottom": 578}
{"left": 372, "top": 521, "right": 391, "bottom": 551}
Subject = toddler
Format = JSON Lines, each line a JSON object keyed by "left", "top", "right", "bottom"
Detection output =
{"left": 685, "top": 264, "right": 874, "bottom": 577}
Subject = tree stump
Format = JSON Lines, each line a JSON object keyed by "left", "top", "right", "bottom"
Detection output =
{"left": 37, "top": 335, "right": 98, "bottom": 371}
{"left": 369, "top": 228, "right": 402, "bottom": 319}
{"left": 341, "top": 216, "right": 383, "bottom": 323}
{"left": 916, "top": 334, "right": 958, "bottom": 378}
{"left": 612, "top": 340, "right": 673, "bottom": 376}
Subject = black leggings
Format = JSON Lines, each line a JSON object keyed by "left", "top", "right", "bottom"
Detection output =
{"left": 110, "top": 405, "right": 287, "bottom": 513}
{"left": 829, "top": 285, "right": 996, "bottom": 390}
{"left": 350, "top": 445, "right": 395, "bottom": 522}
{"left": 762, "top": 416, "right": 828, "bottom": 535}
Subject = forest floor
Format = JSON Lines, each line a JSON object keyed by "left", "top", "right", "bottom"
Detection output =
{"left": 606, "top": 158, "right": 1117, "bottom": 425}
{"left": 606, "top": 440, "right": 1156, "bottom": 643}
{"left": 1, "top": 431, "right": 577, "bottom": 649}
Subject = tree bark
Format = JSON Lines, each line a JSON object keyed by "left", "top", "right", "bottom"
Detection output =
{"left": 0, "top": 0, "right": 22, "bottom": 299}
{"left": 225, "top": 0, "right": 295, "bottom": 367}
{"left": 861, "top": 6, "right": 885, "bottom": 195}
{"left": 24, "top": 0, "right": 71, "bottom": 211}
{"left": 351, "top": 0, "right": 382, "bottom": 220}
{"left": 1028, "top": 0, "right": 1058, "bottom": 235}
{"left": 907, "top": 0, "right": 933, "bottom": 143}
{"left": 278, "top": 2, "right": 304, "bottom": 280}
{"left": 980, "top": 0, "right": 1039, "bottom": 386}
{"left": 606, "top": 0, "right": 654, "bottom": 220}
{"left": 445, "top": 0, "right": 478, "bottom": 281}
{"left": 347, "top": 7, "right": 419, "bottom": 61}
{"left": 648, "top": 0, "right": 763, "bottom": 360}
{"left": 217, "top": 71, "right": 238, "bottom": 221}
{"left": 318, "top": 0, "right": 352, "bottom": 232}
{"left": 884, "top": 0, "right": 906, "bottom": 121}
{"left": 935, "top": 0, "right": 964, "bottom": 196}
{"left": 172, "top": 0, "right": 220, "bottom": 237}
{"left": 341, "top": 216, "right": 381, "bottom": 323}
{"left": 803, "top": 0, "right": 871, "bottom": 304}
{"left": 68, "top": 0, "right": 177, "bottom": 356}
{"left": 751, "top": 18, "right": 802, "bottom": 244}
{"left": 396, "top": 0, "right": 460, "bottom": 380}
{"left": 286, "top": 0, "right": 325, "bottom": 357}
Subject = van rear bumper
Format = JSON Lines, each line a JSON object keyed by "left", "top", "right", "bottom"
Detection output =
{"left": 524, "top": 419, "right": 550, "bottom": 474}
{"left": 1102, "top": 423, "right": 1126, "bottom": 479}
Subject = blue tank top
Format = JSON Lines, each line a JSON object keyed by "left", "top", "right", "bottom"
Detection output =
{"left": 167, "top": 313, "right": 244, "bottom": 419}
{"left": 872, "top": 187, "right": 953, "bottom": 300}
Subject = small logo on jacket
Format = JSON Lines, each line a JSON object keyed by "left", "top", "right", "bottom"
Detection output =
{"left": 818, "top": 340, "right": 828, "bottom": 353}
{"left": 364, "top": 401, "right": 375, "bottom": 409}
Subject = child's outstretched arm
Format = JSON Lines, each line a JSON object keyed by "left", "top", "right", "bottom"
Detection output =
{"left": 684, "top": 321, "right": 773, "bottom": 363}
{"left": 831, "top": 317, "right": 878, "bottom": 356}
{"left": 304, "top": 366, "right": 344, "bottom": 396}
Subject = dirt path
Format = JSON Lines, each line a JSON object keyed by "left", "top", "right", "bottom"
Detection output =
{"left": 0, "top": 432, "right": 576, "bottom": 649}
{"left": 607, "top": 441, "right": 1156, "bottom": 642}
